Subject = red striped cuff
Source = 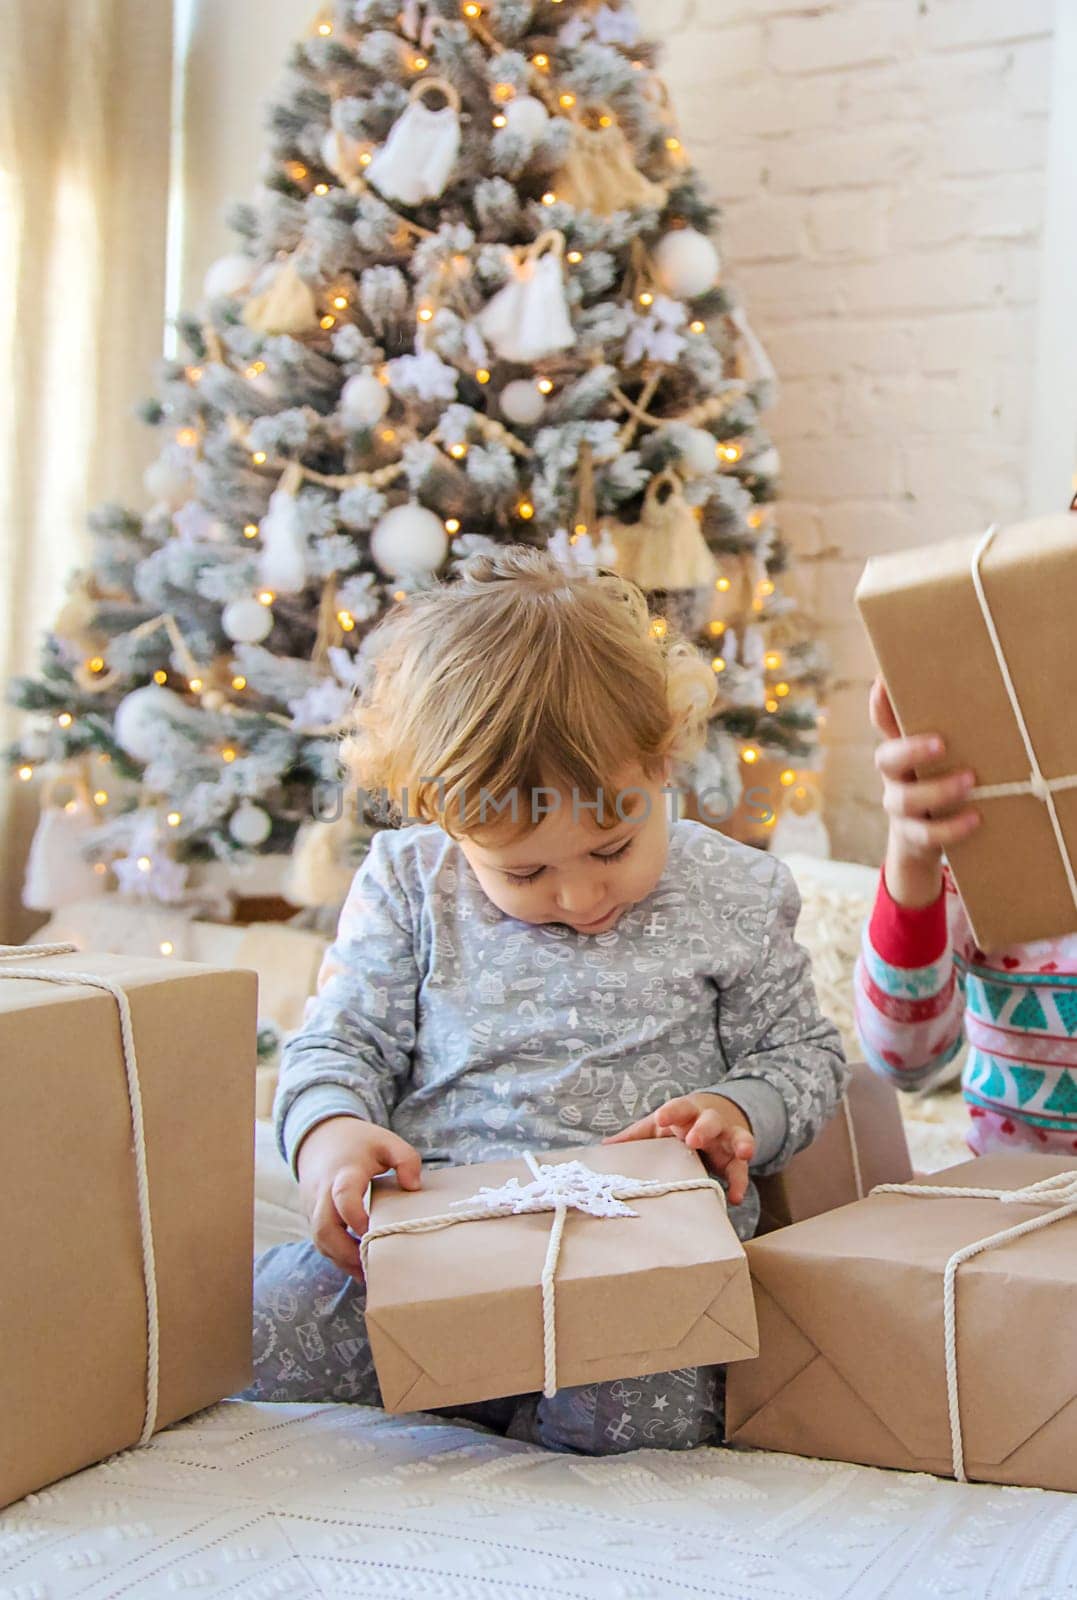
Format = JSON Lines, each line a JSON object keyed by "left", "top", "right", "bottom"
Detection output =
{"left": 868, "top": 866, "right": 948, "bottom": 969}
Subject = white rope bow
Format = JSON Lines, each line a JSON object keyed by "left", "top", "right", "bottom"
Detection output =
{"left": 872, "top": 1171, "right": 1077, "bottom": 1482}
{"left": 967, "top": 524, "right": 1077, "bottom": 914}
{"left": 0, "top": 943, "right": 161, "bottom": 1446}
{"left": 360, "top": 1150, "right": 726, "bottom": 1399}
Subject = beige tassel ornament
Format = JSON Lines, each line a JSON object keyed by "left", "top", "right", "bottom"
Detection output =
{"left": 242, "top": 259, "right": 320, "bottom": 337}
{"left": 478, "top": 231, "right": 575, "bottom": 363}
{"left": 555, "top": 110, "right": 668, "bottom": 217}
{"left": 284, "top": 814, "right": 363, "bottom": 910}
{"left": 53, "top": 574, "right": 108, "bottom": 658}
{"left": 607, "top": 469, "right": 719, "bottom": 592}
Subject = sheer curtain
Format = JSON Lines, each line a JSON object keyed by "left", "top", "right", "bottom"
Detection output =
{"left": 0, "top": 0, "right": 174, "bottom": 941}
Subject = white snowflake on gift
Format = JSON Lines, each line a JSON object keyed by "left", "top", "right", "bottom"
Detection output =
{"left": 623, "top": 296, "right": 689, "bottom": 366}
{"left": 112, "top": 817, "right": 190, "bottom": 903}
{"left": 457, "top": 1156, "right": 646, "bottom": 1220}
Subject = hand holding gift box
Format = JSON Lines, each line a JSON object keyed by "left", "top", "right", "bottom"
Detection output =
{"left": 726, "top": 1154, "right": 1077, "bottom": 1493}
{"left": 856, "top": 513, "right": 1077, "bottom": 949}
{"left": 0, "top": 943, "right": 256, "bottom": 1510}
{"left": 361, "top": 1139, "right": 758, "bottom": 1414}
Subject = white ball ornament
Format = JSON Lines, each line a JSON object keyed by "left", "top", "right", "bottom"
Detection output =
{"left": 340, "top": 371, "right": 390, "bottom": 427}
{"left": 500, "top": 379, "right": 547, "bottom": 427}
{"left": 222, "top": 596, "right": 274, "bottom": 644}
{"left": 228, "top": 802, "right": 273, "bottom": 847}
{"left": 143, "top": 454, "right": 193, "bottom": 511}
{"left": 681, "top": 428, "right": 720, "bottom": 475}
{"left": 503, "top": 95, "right": 550, "bottom": 143}
{"left": 203, "top": 254, "right": 255, "bottom": 300}
{"left": 114, "top": 685, "right": 193, "bottom": 763}
{"left": 370, "top": 502, "right": 449, "bottom": 577}
{"left": 655, "top": 229, "right": 721, "bottom": 299}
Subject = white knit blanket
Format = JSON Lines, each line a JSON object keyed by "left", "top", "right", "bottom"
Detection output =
{"left": 3, "top": 1399, "right": 1075, "bottom": 1598}
{"left": 3, "top": 1120, "right": 1074, "bottom": 1596}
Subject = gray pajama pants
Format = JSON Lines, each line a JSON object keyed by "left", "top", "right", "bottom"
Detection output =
{"left": 234, "top": 1240, "right": 725, "bottom": 1456}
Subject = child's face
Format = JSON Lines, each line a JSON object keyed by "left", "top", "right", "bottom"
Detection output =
{"left": 458, "top": 763, "right": 673, "bottom": 935}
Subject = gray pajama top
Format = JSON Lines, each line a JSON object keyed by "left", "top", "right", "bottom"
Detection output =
{"left": 274, "top": 818, "right": 848, "bottom": 1231}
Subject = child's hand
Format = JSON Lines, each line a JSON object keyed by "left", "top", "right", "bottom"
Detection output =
{"left": 603, "top": 1093, "right": 756, "bottom": 1206}
{"left": 871, "top": 674, "right": 981, "bottom": 907}
{"left": 295, "top": 1116, "right": 423, "bottom": 1281}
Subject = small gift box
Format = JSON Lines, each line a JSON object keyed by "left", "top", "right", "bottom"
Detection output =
{"left": 755, "top": 1063, "right": 913, "bottom": 1234}
{"left": 1, "top": 945, "right": 257, "bottom": 1509}
{"left": 856, "top": 513, "right": 1077, "bottom": 949}
{"left": 362, "top": 1139, "right": 758, "bottom": 1414}
{"left": 726, "top": 1154, "right": 1077, "bottom": 1492}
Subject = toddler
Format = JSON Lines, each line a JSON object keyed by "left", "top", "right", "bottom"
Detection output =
{"left": 857, "top": 675, "right": 1077, "bottom": 1154}
{"left": 240, "top": 547, "right": 847, "bottom": 1454}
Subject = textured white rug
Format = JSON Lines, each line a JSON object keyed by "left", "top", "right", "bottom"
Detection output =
{"left": 5, "top": 1107, "right": 1071, "bottom": 1600}
{"left": 3, "top": 1399, "right": 1075, "bottom": 1599}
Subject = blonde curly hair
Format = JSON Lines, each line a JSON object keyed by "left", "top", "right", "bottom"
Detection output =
{"left": 341, "top": 545, "right": 718, "bottom": 842}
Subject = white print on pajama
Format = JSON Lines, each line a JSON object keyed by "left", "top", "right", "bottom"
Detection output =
{"left": 238, "top": 818, "right": 847, "bottom": 1454}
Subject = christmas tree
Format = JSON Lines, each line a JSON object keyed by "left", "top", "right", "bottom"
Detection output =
{"left": 6, "top": 0, "right": 828, "bottom": 918}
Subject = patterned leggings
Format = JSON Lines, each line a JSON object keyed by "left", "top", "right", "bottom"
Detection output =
{"left": 234, "top": 1240, "right": 725, "bottom": 1456}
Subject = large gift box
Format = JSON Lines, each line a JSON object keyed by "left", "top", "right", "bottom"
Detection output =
{"left": 856, "top": 513, "right": 1077, "bottom": 950}
{"left": 1, "top": 946, "right": 257, "bottom": 1509}
{"left": 362, "top": 1139, "right": 758, "bottom": 1414}
{"left": 755, "top": 1062, "right": 913, "bottom": 1234}
{"left": 726, "top": 1154, "right": 1077, "bottom": 1492}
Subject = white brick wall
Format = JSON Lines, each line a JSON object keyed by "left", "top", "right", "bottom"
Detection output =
{"left": 637, "top": 0, "right": 1055, "bottom": 865}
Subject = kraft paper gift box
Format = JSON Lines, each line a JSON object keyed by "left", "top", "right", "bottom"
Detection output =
{"left": 726, "top": 1154, "right": 1077, "bottom": 1493}
{"left": 755, "top": 1063, "right": 913, "bottom": 1235}
{"left": 856, "top": 512, "right": 1077, "bottom": 951}
{"left": 0, "top": 947, "right": 257, "bottom": 1510}
{"left": 362, "top": 1139, "right": 759, "bottom": 1415}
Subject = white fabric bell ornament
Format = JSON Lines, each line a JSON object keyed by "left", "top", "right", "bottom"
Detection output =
{"left": 771, "top": 774, "right": 832, "bottom": 860}
{"left": 23, "top": 777, "right": 107, "bottom": 912}
{"left": 607, "top": 469, "right": 719, "bottom": 593}
{"left": 478, "top": 231, "right": 575, "bottom": 364}
{"left": 258, "top": 463, "right": 308, "bottom": 595}
{"left": 555, "top": 110, "right": 668, "bottom": 217}
{"left": 367, "top": 77, "right": 462, "bottom": 207}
